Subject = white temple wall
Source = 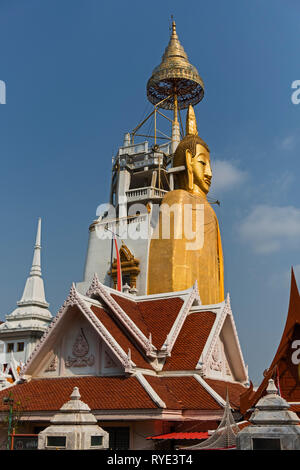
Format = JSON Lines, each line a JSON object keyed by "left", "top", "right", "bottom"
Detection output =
{"left": 0, "top": 338, "right": 30, "bottom": 365}
{"left": 77, "top": 216, "right": 152, "bottom": 295}
{"left": 79, "top": 232, "right": 112, "bottom": 293}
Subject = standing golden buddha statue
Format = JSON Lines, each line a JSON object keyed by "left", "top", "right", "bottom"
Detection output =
{"left": 147, "top": 105, "right": 224, "bottom": 304}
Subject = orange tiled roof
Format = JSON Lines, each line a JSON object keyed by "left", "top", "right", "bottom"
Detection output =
{"left": 205, "top": 379, "right": 248, "bottom": 409}
{"left": 0, "top": 376, "right": 241, "bottom": 413}
{"left": 0, "top": 376, "right": 158, "bottom": 412}
{"left": 91, "top": 305, "right": 151, "bottom": 369}
{"left": 111, "top": 294, "right": 184, "bottom": 349}
{"left": 163, "top": 312, "right": 216, "bottom": 370}
{"left": 147, "top": 376, "right": 223, "bottom": 410}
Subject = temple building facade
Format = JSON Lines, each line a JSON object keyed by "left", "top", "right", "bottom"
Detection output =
{"left": 0, "top": 278, "right": 248, "bottom": 449}
{"left": 0, "top": 22, "right": 251, "bottom": 450}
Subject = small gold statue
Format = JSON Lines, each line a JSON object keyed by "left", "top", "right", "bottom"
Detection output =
{"left": 147, "top": 105, "right": 224, "bottom": 304}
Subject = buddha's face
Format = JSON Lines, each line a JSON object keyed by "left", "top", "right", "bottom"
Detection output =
{"left": 189, "top": 143, "right": 212, "bottom": 195}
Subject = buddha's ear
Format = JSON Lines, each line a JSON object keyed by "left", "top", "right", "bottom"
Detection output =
{"left": 186, "top": 149, "right": 193, "bottom": 191}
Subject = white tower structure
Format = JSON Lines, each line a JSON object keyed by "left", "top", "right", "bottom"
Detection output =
{"left": 0, "top": 218, "right": 52, "bottom": 376}
{"left": 76, "top": 138, "right": 171, "bottom": 296}
{"left": 76, "top": 21, "right": 205, "bottom": 296}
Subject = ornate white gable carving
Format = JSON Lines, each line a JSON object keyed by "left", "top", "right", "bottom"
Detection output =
{"left": 209, "top": 340, "right": 223, "bottom": 372}
{"left": 65, "top": 328, "right": 95, "bottom": 368}
{"left": 208, "top": 337, "right": 233, "bottom": 379}
{"left": 21, "top": 284, "right": 136, "bottom": 379}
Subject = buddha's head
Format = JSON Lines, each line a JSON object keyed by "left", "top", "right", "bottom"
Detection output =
{"left": 173, "top": 105, "right": 212, "bottom": 197}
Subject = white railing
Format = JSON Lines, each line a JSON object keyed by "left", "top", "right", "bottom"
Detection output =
{"left": 126, "top": 186, "right": 167, "bottom": 200}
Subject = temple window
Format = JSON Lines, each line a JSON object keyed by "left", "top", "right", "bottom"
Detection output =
{"left": 7, "top": 343, "right": 14, "bottom": 353}
{"left": 47, "top": 436, "right": 66, "bottom": 448}
{"left": 17, "top": 342, "right": 24, "bottom": 352}
{"left": 91, "top": 436, "right": 103, "bottom": 447}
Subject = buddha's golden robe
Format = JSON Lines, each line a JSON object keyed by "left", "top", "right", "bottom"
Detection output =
{"left": 147, "top": 189, "right": 224, "bottom": 304}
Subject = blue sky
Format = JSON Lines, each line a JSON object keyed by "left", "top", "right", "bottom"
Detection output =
{"left": 0, "top": 0, "right": 300, "bottom": 383}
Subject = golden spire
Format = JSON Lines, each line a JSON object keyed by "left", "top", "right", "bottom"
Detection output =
{"left": 186, "top": 104, "right": 198, "bottom": 136}
{"left": 161, "top": 20, "right": 188, "bottom": 64}
{"left": 147, "top": 20, "right": 204, "bottom": 110}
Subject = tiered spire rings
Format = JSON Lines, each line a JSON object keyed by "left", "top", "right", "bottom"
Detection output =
{"left": 146, "top": 21, "right": 204, "bottom": 111}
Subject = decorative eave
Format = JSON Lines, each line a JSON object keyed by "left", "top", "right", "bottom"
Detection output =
{"left": 21, "top": 284, "right": 136, "bottom": 379}
{"left": 85, "top": 274, "right": 157, "bottom": 358}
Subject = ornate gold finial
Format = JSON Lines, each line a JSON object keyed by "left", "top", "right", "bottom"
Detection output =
{"left": 170, "top": 18, "right": 177, "bottom": 38}
{"left": 186, "top": 105, "right": 198, "bottom": 136}
{"left": 147, "top": 21, "right": 204, "bottom": 110}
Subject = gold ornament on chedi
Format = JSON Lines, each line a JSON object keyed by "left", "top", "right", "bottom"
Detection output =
{"left": 147, "top": 105, "right": 224, "bottom": 304}
{"left": 147, "top": 21, "right": 204, "bottom": 110}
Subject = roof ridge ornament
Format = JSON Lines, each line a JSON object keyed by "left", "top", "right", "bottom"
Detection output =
{"left": 85, "top": 273, "right": 101, "bottom": 297}
{"left": 125, "top": 348, "right": 134, "bottom": 374}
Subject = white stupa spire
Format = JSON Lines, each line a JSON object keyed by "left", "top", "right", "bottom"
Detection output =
{"left": 0, "top": 218, "right": 52, "bottom": 370}
{"left": 17, "top": 218, "right": 50, "bottom": 311}
{"left": 30, "top": 217, "right": 42, "bottom": 277}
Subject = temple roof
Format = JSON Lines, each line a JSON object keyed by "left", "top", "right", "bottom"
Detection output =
{"left": 0, "top": 275, "right": 248, "bottom": 417}
{"left": 0, "top": 375, "right": 246, "bottom": 414}
{"left": 110, "top": 293, "right": 184, "bottom": 350}
{"left": 240, "top": 268, "right": 300, "bottom": 414}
